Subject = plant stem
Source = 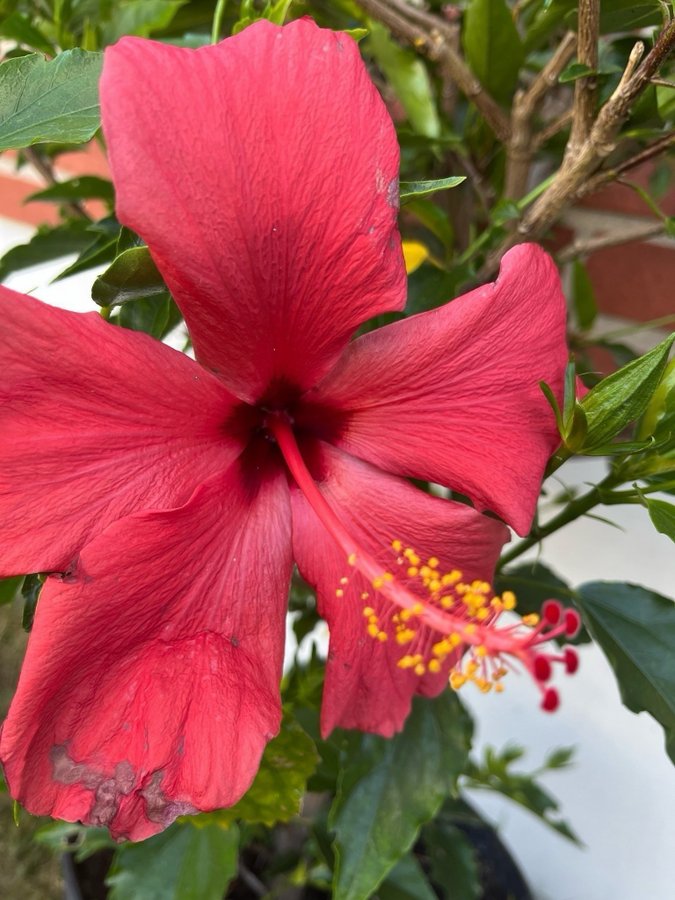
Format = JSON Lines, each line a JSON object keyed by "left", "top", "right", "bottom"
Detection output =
{"left": 498, "top": 473, "right": 619, "bottom": 569}
{"left": 211, "top": 0, "right": 228, "bottom": 43}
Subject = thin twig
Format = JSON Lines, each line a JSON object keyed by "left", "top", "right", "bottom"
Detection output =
{"left": 557, "top": 219, "right": 668, "bottom": 262}
{"left": 479, "top": 20, "right": 675, "bottom": 276}
{"left": 356, "top": 0, "right": 511, "bottom": 140}
{"left": 566, "top": 0, "right": 600, "bottom": 160}
{"left": 578, "top": 132, "right": 675, "bottom": 198}
{"left": 505, "top": 32, "right": 576, "bottom": 198}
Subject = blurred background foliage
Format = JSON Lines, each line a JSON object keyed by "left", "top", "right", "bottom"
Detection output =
{"left": 0, "top": 0, "right": 674, "bottom": 897}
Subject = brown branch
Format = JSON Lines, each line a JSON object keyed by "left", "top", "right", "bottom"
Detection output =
{"left": 505, "top": 32, "right": 576, "bottom": 198}
{"left": 578, "top": 132, "right": 675, "bottom": 199}
{"left": 566, "top": 0, "right": 600, "bottom": 160}
{"left": 557, "top": 219, "right": 669, "bottom": 263}
{"left": 478, "top": 19, "right": 675, "bottom": 276}
{"left": 356, "top": 0, "right": 511, "bottom": 140}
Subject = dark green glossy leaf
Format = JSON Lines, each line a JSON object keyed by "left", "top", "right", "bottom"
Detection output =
{"left": 0, "top": 50, "right": 102, "bottom": 151}
{"left": 580, "top": 334, "right": 675, "bottom": 450}
{"left": 0, "top": 220, "right": 92, "bottom": 281}
{"left": 197, "top": 718, "right": 318, "bottom": 828}
{"left": 576, "top": 582, "right": 675, "bottom": 764}
{"left": 400, "top": 177, "right": 466, "bottom": 202}
{"left": 107, "top": 821, "right": 238, "bottom": 900}
{"left": 55, "top": 218, "right": 121, "bottom": 280}
{"left": 463, "top": 0, "right": 524, "bottom": 104}
{"left": 92, "top": 246, "right": 165, "bottom": 307}
{"left": 423, "top": 806, "right": 480, "bottom": 900}
{"left": 378, "top": 853, "right": 437, "bottom": 900}
{"left": 0, "top": 575, "right": 23, "bottom": 606}
{"left": 35, "top": 822, "right": 115, "bottom": 861}
{"left": 114, "top": 294, "right": 181, "bottom": 339}
{"left": 367, "top": 22, "right": 440, "bottom": 138}
{"left": 27, "top": 175, "right": 114, "bottom": 205}
{"left": 331, "top": 693, "right": 472, "bottom": 900}
{"left": 0, "top": 11, "right": 54, "bottom": 56}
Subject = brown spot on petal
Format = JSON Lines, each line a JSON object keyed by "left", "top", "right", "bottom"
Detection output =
{"left": 141, "top": 771, "right": 197, "bottom": 826}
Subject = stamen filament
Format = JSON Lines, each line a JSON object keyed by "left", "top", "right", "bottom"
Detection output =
{"left": 269, "top": 414, "right": 508, "bottom": 650}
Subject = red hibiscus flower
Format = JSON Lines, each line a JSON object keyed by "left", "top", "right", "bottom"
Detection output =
{"left": 0, "top": 19, "right": 574, "bottom": 841}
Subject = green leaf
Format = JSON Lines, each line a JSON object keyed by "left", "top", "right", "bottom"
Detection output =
{"left": 377, "top": 853, "right": 437, "bottom": 900}
{"left": 367, "top": 22, "right": 440, "bottom": 138}
{"left": 107, "top": 821, "right": 239, "bottom": 900}
{"left": 331, "top": 693, "right": 472, "bottom": 900}
{"left": 558, "top": 62, "right": 597, "bottom": 84}
{"left": 644, "top": 498, "right": 675, "bottom": 543}
{"left": 576, "top": 582, "right": 675, "bottom": 764}
{"left": 0, "top": 50, "right": 102, "bottom": 151}
{"left": 463, "top": 0, "right": 524, "bottom": 104}
{"left": 571, "top": 260, "right": 597, "bottom": 330}
{"left": 0, "top": 220, "right": 92, "bottom": 281}
{"left": 0, "top": 11, "right": 55, "bottom": 56}
{"left": 467, "top": 745, "right": 579, "bottom": 842}
{"left": 637, "top": 358, "right": 675, "bottom": 441}
{"left": 580, "top": 334, "right": 675, "bottom": 450}
{"left": 21, "top": 573, "right": 43, "bottom": 631}
{"left": 100, "top": 1, "right": 186, "bottom": 44}
{"left": 113, "top": 294, "right": 181, "bottom": 339}
{"left": 0, "top": 576, "right": 23, "bottom": 606}
{"left": 198, "top": 718, "right": 318, "bottom": 828}
{"left": 27, "top": 176, "right": 114, "bottom": 205}
{"left": 423, "top": 805, "right": 480, "bottom": 900}
{"left": 92, "top": 246, "right": 166, "bottom": 307}
{"left": 400, "top": 177, "right": 466, "bottom": 202}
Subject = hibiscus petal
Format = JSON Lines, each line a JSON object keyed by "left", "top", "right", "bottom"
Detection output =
{"left": 306, "top": 245, "right": 567, "bottom": 535}
{"left": 291, "top": 443, "right": 508, "bottom": 737}
{"left": 0, "top": 287, "right": 241, "bottom": 575}
{"left": 0, "top": 452, "right": 292, "bottom": 841}
{"left": 101, "top": 19, "right": 406, "bottom": 404}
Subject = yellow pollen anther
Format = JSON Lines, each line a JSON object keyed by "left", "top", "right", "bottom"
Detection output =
{"left": 494, "top": 683, "right": 505, "bottom": 693}
{"left": 428, "top": 579, "right": 441, "bottom": 593}
{"left": 367, "top": 623, "right": 380, "bottom": 638}
{"left": 377, "top": 631, "right": 388, "bottom": 642}
{"left": 340, "top": 576, "right": 349, "bottom": 585}
{"left": 363, "top": 607, "right": 375, "bottom": 617}
{"left": 335, "top": 589, "right": 344, "bottom": 597}
{"left": 427, "top": 557, "right": 440, "bottom": 569}
{"left": 361, "top": 592, "right": 370, "bottom": 601}
{"left": 440, "top": 595, "right": 453, "bottom": 609}
{"left": 391, "top": 540, "right": 403, "bottom": 552}
{"left": 372, "top": 576, "right": 383, "bottom": 590}
{"left": 407, "top": 566, "right": 419, "bottom": 577}
{"left": 502, "top": 591, "right": 517, "bottom": 610}
{"left": 414, "top": 662, "right": 426, "bottom": 676}
{"left": 348, "top": 553, "right": 357, "bottom": 566}
{"left": 382, "top": 572, "right": 394, "bottom": 582}
{"left": 450, "top": 672, "right": 466, "bottom": 690}
{"left": 475, "top": 645, "right": 487, "bottom": 657}
{"left": 522, "top": 613, "right": 540, "bottom": 627}
{"left": 448, "top": 633, "right": 462, "bottom": 648}
{"left": 396, "top": 629, "right": 416, "bottom": 645}
{"left": 428, "top": 659, "right": 442, "bottom": 673}
{"left": 463, "top": 624, "right": 477, "bottom": 636}
{"left": 368, "top": 615, "right": 378, "bottom": 625}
